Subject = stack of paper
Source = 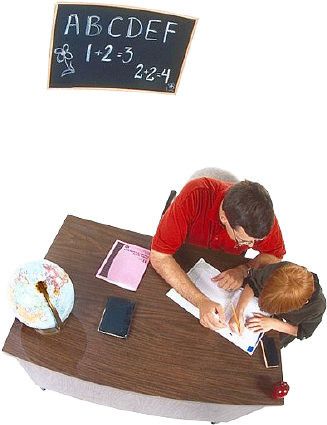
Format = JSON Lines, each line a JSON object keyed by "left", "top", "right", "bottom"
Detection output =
{"left": 96, "top": 240, "right": 150, "bottom": 291}
{"left": 166, "top": 258, "right": 269, "bottom": 355}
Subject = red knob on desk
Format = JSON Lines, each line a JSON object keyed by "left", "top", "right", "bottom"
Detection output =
{"left": 272, "top": 381, "right": 290, "bottom": 399}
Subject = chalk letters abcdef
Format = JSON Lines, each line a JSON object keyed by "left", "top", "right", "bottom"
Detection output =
{"left": 64, "top": 14, "right": 178, "bottom": 44}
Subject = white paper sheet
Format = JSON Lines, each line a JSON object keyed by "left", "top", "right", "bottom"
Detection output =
{"left": 166, "top": 258, "right": 269, "bottom": 355}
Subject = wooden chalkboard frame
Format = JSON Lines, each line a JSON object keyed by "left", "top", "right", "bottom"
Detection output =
{"left": 48, "top": 2, "right": 198, "bottom": 94}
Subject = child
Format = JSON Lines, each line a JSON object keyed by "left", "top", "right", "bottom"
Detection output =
{"left": 229, "top": 262, "right": 326, "bottom": 347}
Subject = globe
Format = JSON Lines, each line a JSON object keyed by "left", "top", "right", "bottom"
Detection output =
{"left": 9, "top": 259, "right": 74, "bottom": 332}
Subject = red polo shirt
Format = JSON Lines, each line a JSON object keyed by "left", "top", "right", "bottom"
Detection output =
{"left": 151, "top": 178, "right": 286, "bottom": 258}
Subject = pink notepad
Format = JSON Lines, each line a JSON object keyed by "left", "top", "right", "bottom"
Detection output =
{"left": 96, "top": 240, "right": 150, "bottom": 291}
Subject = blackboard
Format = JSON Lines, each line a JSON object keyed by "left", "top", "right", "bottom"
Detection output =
{"left": 48, "top": 3, "right": 197, "bottom": 93}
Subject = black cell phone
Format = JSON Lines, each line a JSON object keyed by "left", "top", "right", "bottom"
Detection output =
{"left": 98, "top": 297, "right": 136, "bottom": 338}
{"left": 260, "top": 335, "right": 280, "bottom": 368}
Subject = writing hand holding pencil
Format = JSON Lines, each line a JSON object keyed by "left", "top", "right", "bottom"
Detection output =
{"left": 229, "top": 302, "right": 245, "bottom": 336}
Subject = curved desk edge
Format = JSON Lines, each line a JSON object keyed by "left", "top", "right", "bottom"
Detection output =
{"left": 18, "top": 359, "right": 265, "bottom": 422}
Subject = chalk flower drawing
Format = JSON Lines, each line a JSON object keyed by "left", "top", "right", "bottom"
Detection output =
{"left": 54, "top": 44, "right": 75, "bottom": 77}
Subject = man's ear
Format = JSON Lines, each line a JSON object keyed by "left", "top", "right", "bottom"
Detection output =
{"left": 219, "top": 208, "right": 228, "bottom": 225}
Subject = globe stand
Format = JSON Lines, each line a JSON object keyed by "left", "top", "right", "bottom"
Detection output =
{"left": 35, "top": 319, "right": 68, "bottom": 335}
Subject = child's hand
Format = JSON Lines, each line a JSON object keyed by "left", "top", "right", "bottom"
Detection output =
{"left": 229, "top": 312, "right": 245, "bottom": 335}
{"left": 246, "top": 313, "right": 277, "bottom": 333}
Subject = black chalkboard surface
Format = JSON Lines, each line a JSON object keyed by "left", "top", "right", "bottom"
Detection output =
{"left": 49, "top": 3, "right": 197, "bottom": 93}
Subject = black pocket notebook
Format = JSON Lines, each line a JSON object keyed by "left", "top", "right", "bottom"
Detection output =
{"left": 98, "top": 296, "right": 136, "bottom": 338}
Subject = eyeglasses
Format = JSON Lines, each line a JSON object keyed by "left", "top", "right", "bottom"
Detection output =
{"left": 232, "top": 228, "right": 256, "bottom": 248}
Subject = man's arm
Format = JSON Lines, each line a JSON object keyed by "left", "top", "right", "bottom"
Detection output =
{"left": 150, "top": 249, "right": 226, "bottom": 330}
{"left": 247, "top": 253, "right": 281, "bottom": 269}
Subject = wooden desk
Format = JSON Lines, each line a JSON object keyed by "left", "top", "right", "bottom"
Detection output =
{"left": 2, "top": 215, "right": 283, "bottom": 422}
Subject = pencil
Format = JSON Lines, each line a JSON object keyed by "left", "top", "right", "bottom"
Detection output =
{"left": 231, "top": 302, "right": 241, "bottom": 334}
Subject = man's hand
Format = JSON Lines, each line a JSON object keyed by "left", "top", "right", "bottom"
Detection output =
{"left": 211, "top": 265, "right": 247, "bottom": 291}
{"left": 198, "top": 298, "right": 226, "bottom": 331}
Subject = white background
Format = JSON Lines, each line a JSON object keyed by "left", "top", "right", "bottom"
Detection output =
{"left": 1, "top": 0, "right": 326, "bottom": 424}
